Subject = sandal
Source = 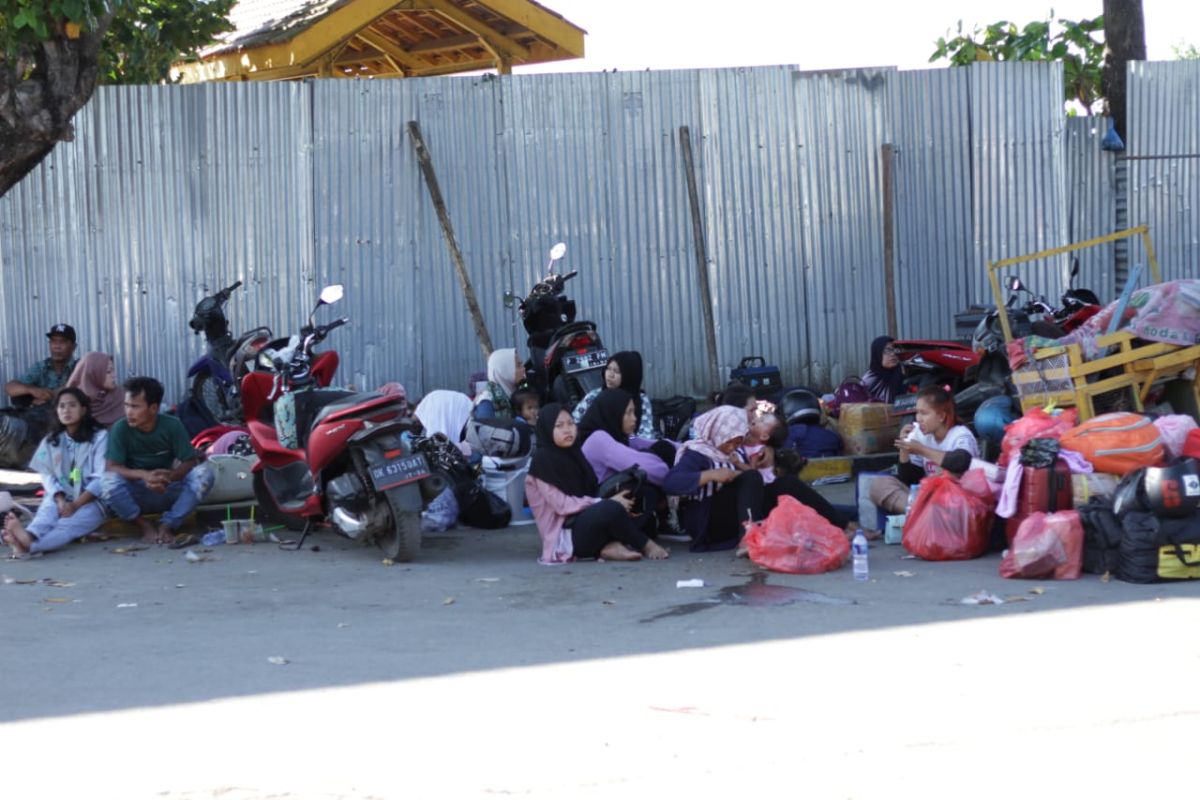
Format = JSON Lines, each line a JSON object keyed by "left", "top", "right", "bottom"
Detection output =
{"left": 168, "top": 532, "right": 199, "bottom": 550}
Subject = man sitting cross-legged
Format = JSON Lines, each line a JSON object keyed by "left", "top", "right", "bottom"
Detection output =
{"left": 100, "top": 376, "right": 213, "bottom": 545}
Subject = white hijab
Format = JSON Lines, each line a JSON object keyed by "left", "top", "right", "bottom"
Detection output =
{"left": 486, "top": 348, "right": 519, "bottom": 398}
{"left": 414, "top": 390, "right": 473, "bottom": 444}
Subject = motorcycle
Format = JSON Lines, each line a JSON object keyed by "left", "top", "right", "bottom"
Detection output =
{"left": 504, "top": 242, "right": 608, "bottom": 408}
{"left": 241, "top": 285, "right": 442, "bottom": 562}
{"left": 187, "top": 280, "right": 273, "bottom": 424}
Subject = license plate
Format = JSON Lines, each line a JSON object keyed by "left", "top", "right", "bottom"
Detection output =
{"left": 368, "top": 453, "right": 430, "bottom": 491}
{"left": 565, "top": 349, "right": 608, "bottom": 374}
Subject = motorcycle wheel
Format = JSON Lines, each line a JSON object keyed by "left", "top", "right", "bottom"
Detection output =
{"left": 252, "top": 472, "right": 307, "bottom": 532}
{"left": 377, "top": 495, "right": 421, "bottom": 563}
{"left": 192, "top": 373, "right": 236, "bottom": 424}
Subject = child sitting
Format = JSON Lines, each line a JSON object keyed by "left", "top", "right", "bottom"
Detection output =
{"left": 512, "top": 389, "right": 540, "bottom": 427}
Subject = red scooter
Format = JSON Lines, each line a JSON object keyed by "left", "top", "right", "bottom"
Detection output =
{"left": 242, "top": 285, "right": 441, "bottom": 562}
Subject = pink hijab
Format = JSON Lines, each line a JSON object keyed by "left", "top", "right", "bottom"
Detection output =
{"left": 67, "top": 352, "right": 123, "bottom": 426}
{"left": 682, "top": 406, "right": 749, "bottom": 466}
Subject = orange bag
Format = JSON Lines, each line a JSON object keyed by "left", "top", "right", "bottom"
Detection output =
{"left": 999, "top": 407, "right": 1077, "bottom": 467}
{"left": 902, "top": 474, "right": 992, "bottom": 560}
{"left": 1057, "top": 412, "right": 1166, "bottom": 474}
{"left": 1000, "top": 510, "right": 1084, "bottom": 580}
{"left": 742, "top": 495, "right": 850, "bottom": 574}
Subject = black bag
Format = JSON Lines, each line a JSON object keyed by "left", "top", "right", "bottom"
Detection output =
{"left": 1076, "top": 499, "right": 1123, "bottom": 575}
{"left": 458, "top": 482, "right": 513, "bottom": 529}
{"left": 1117, "top": 510, "right": 1200, "bottom": 583}
{"left": 597, "top": 466, "right": 646, "bottom": 499}
{"left": 730, "top": 357, "right": 782, "bottom": 398}
{"left": 651, "top": 395, "right": 696, "bottom": 441}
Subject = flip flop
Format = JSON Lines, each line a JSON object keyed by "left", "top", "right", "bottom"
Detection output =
{"left": 168, "top": 532, "right": 199, "bottom": 550}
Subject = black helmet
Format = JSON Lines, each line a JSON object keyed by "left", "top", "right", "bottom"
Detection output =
{"left": 780, "top": 389, "right": 821, "bottom": 425}
{"left": 1142, "top": 459, "right": 1200, "bottom": 518}
{"left": 1112, "top": 467, "right": 1148, "bottom": 517}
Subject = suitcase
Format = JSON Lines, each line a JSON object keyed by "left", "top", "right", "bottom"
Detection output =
{"left": 730, "top": 356, "right": 782, "bottom": 398}
{"left": 1005, "top": 459, "right": 1073, "bottom": 545}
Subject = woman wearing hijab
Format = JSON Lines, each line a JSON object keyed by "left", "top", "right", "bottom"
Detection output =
{"left": 576, "top": 389, "right": 670, "bottom": 486}
{"left": 473, "top": 348, "right": 525, "bottom": 420}
{"left": 571, "top": 351, "right": 658, "bottom": 440}
{"left": 525, "top": 403, "right": 669, "bottom": 563}
{"left": 863, "top": 336, "right": 904, "bottom": 404}
{"left": 663, "top": 405, "right": 764, "bottom": 551}
{"left": 414, "top": 390, "right": 475, "bottom": 456}
{"left": 65, "top": 352, "right": 123, "bottom": 427}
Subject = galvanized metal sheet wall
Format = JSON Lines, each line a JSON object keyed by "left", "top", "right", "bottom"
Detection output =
{"left": 889, "top": 68, "right": 973, "bottom": 339}
{"left": 970, "top": 62, "right": 1068, "bottom": 306}
{"left": 1063, "top": 116, "right": 1117, "bottom": 301}
{"left": 1127, "top": 61, "right": 1200, "bottom": 283}
{"left": 0, "top": 82, "right": 314, "bottom": 401}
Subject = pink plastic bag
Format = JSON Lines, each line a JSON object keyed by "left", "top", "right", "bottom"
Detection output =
{"left": 999, "top": 407, "right": 1078, "bottom": 467}
{"left": 902, "top": 474, "right": 992, "bottom": 560}
{"left": 742, "top": 495, "right": 850, "bottom": 574}
{"left": 1154, "top": 415, "right": 1199, "bottom": 460}
{"left": 1000, "top": 510, "right": 1084, "bottom": 580}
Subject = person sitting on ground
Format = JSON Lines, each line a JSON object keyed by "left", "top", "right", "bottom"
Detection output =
{"left": 100, "top": 377, "right": 214, "bottom": 546}
{"left": 473, "top": 348, "right": 525, "bottom": 421}
{"left": 512, "top": 389, "right": 541, "bottom": 427}
{"left": 525, "top": 403, "right": 669, "bottom": 563}
{"left": 1, "top": 323, "right": 81, "bottom": 466}
{"left": 2, "top": 388, "right": 108, "bottom": 558}
{"left": 863, "top": 336, "right": 904, "bottom": 404}
{"left": 572, "top": 351, "right": 658, "bottom": 439}
{"left": 414, "top": 390, "right": 474, "bottom": 456}
{"left": 868, "top": 386, "right": 979, "bottom": 515}
{"left": 663, "top": 405, "right": 762, "bottom": 551}
{"left": 65, "top": 351, "right": 124, "bottom": 427}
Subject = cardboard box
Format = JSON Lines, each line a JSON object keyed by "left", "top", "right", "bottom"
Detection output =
{"left": 834, "top": 402, "right": 901, "bottom": 455}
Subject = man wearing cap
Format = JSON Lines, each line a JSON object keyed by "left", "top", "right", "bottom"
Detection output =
{"left": 5, "top": 323, "right": 79, "bottom": 405}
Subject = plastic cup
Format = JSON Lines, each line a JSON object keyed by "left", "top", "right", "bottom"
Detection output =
{"left": 223, "top": 520, "right": 240, "bottom": 544}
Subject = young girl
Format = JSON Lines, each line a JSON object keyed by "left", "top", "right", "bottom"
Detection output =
{"left": 473, "top": 348, "right": 525, "bottom": 420}
{"left": 572, "top": 351, "right": 658, "bottom": 439}
{"left": 868, "top": 386, "right": 979, "bottom": 515}
{"left": 525, "top": 404, "right": 669, "bottom": 563}
{"left": 3, "top": 388, "right": 108, "bottom": 557}
{"left": 66, "top": 351, "right": 123, "bottom": 426}
{"left": 576, "top": 389, "right": 670, "bottom": 486}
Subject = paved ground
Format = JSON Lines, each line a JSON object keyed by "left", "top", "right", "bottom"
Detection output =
{"left": 2, "top": 485, "right": 1198, "bottom": 798}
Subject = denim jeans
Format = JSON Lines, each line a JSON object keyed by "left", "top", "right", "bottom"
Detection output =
{"left": 974, "top": 395, "right": 1019, "bottom": 446}
{"left": 100, "top": 463, "right": 215, "bottom": 531}
{"left": 26, "top": 498, "right": 107, "bottom": 554}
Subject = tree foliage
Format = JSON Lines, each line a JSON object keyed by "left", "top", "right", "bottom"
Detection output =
{"left": 1173, "top": 42, "right": 1200, "bottom": 60}
{"left": 930, "top": 14, "right": 1106, "bottom": 113}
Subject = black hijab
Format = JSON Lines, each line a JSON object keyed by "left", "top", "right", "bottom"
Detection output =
{"left": 528, "top": 403, "right": 599, "bottom": 498}
{"left": 868, "top": 336, "right": 904, "bottom": 397}
{"left": 610, "top": 351, "right": 645, "bottom": 426}
{"left": 576, "top": 388, "right": 633, "bottom": 447}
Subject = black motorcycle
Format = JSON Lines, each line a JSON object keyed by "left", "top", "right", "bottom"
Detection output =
{"left": 505, "top": 243, "right": 608, "bottom": 408}
{"left": 187, "top": 280, "right": 272, "bottom": 425}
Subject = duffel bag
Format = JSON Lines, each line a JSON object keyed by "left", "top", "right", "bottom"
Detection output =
{"left": 465, "top": 417, "right": 532, "bottom": 458}
{"left": 1075, "top": 499, "right": 1124, "bottom": 575}
{"left": 1117, "top": 510, "right": 1200, "bottom": 583}
{"left": 1057, "top": 412, "right": 1165, "bottom": 474}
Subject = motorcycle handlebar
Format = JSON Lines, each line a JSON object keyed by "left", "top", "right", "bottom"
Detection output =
{"left": 561, "top": 270, "right": 578, "bottom": 282}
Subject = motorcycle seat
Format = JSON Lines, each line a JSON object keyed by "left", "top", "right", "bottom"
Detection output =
{"left": 310, "top": 390, "right": 394, "bottom": 426}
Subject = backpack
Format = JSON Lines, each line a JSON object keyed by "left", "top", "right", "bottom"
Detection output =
{"left": 1057, "top": 413, "right": 1166, "bottom": 474}
{"left": 652, "top": 396, "right": 697, "bottom": 441}
{"left": 1075, "top": 499, "right": 1124, "bottom": 575}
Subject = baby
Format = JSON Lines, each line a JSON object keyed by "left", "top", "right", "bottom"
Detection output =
{"left": 742, "top": 411, "right": 787, "bottom": 483}
{"left": 512, "top": 389, "right": 541, "bottom": 426}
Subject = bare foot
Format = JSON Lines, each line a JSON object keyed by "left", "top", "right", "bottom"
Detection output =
{"left": 599, "top": 541, "right": 642, "bottom": 561}
{"left": 643, "top": 540, "right": 670, "bottom": 560}
{"left": 136, "top": 518, "right": 159, "bottom": 543}
{"left": 155, "top": 524, "right": 174, "bottom": 545}
{"left": 3, "top": 529, "right": 29, "bottom": 558}
{"left": 5, "top": 517, "right": 34, "bottom": 551}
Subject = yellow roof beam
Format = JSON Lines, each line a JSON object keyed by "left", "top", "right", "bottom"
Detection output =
{"left": 414, "top": 0, "right": 531, "bottom": 62}
{"left": 473, "top": 0, "right": 584, "bottom": 56}
{"left": 355, "top": 24, "right": 428, "bottom": 71}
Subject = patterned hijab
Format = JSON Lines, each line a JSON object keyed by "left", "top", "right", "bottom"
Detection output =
{"left": 681, "top": 406, "right": 749, "bottom": 468}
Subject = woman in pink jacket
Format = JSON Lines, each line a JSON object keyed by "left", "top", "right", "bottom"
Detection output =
{"left": 525, "top": 403, "right": 669, "bottom": 564}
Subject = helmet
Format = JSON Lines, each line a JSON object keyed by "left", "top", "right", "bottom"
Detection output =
{"left": 1141, "top": 459, "right": 1200, "bottom": 518}
{"left": 780, "top": 389, "right": 822, "bottom": 425}
{"left": 1112, "top": 467, "right": 1148, "bottom": 516}
{"left": 827, "top": 378, "right": 870, "bottom": 418}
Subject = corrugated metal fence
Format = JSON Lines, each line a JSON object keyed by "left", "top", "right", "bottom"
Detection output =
{"left": 1, "top": 61, "right": 1188, "bottom": 401}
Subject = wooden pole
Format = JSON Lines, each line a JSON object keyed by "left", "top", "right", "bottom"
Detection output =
{"left": 881, "top": 143, "right": 898, "bottom": 339}
{"left": 407, "top": 120, "right": 494, "bottom": 361}
{"left": 678, "top": 126, "right": 721, "bottom": 392}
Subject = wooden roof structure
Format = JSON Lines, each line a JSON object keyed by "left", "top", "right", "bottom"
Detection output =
{"left": 175, "top": 0, "right": 585, "bottom": 83}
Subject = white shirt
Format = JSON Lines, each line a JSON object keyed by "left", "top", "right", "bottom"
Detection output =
{"left": 906, "top": 424, "right": 979, "bottom": 476}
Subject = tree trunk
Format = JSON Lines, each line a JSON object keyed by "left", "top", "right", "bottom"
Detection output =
{"left": 1102, "top": 0, "right": 1147, "bottom": 142}
{"left": 0, "top": 21, "right": 110, "bottom": 198}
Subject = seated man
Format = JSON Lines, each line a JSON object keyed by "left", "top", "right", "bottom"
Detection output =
{"left": 1, "top": 323, "right": 80, "bottom": 466}
{"left": 100, "top": 376, "right": 214, "bottom": 544}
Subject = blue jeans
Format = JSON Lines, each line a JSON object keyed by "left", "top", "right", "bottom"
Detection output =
{"left": 100, "top": 464, "right": 215, "bottom": 531}
{"left": 26, "top": 498, "right": 107, "bottom": 554}
{"left": 974, "top": 395, "right": 1018, "bottom": 446}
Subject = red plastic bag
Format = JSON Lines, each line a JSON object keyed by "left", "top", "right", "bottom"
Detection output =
{"left": 999, "top": 510, "right": 1084, "bottom": 580}
{"left": 742, "top": 495, "right": 850, "bottom": 574}
{"left": 999, "top": 407, "right": 1078, "bottom": 467}
{"left": 901, "top": 474, "right": 992, "bottom": 560}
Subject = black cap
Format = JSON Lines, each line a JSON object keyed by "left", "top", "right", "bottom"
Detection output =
{"left": 46, "top": 323, "right": 77, "bottom": 343}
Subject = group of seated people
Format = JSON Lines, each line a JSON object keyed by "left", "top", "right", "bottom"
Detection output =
{"left": 3, "top": 323, "right": 214, "bottom": 557}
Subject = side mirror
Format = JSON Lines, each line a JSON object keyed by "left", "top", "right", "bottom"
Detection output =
{"left": 502, "top": 290, "right": 518, "bottom": 309}
{"left": 1008, "top": 276, "right": 1024, "bottom": 293}
{"left": 549, "top": 242, "right": 567, "bottom": 261}
{"left": 318, "top": 284, "right": 345, "bottom": 306}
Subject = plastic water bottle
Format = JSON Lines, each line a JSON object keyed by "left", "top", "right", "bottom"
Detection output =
{"left": 852, "top": 529, "right": 869, "bottom": 582}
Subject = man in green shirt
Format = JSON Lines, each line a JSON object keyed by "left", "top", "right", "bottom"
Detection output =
{"left": 100, "top": 376, "right": 213, "bottom": 544}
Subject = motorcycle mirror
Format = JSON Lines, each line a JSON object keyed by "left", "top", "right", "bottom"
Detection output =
{"left": 549, "top": 242, "right": 567, "bottom": 261}
{"left": 318, "top": 285, "right": 345, "bottom": 306}
{"left": 502, "top": 290, "right": 518, "bottom": 310}
{"left": 1008, "top": 276, "right": 1024, "bottom": 293}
